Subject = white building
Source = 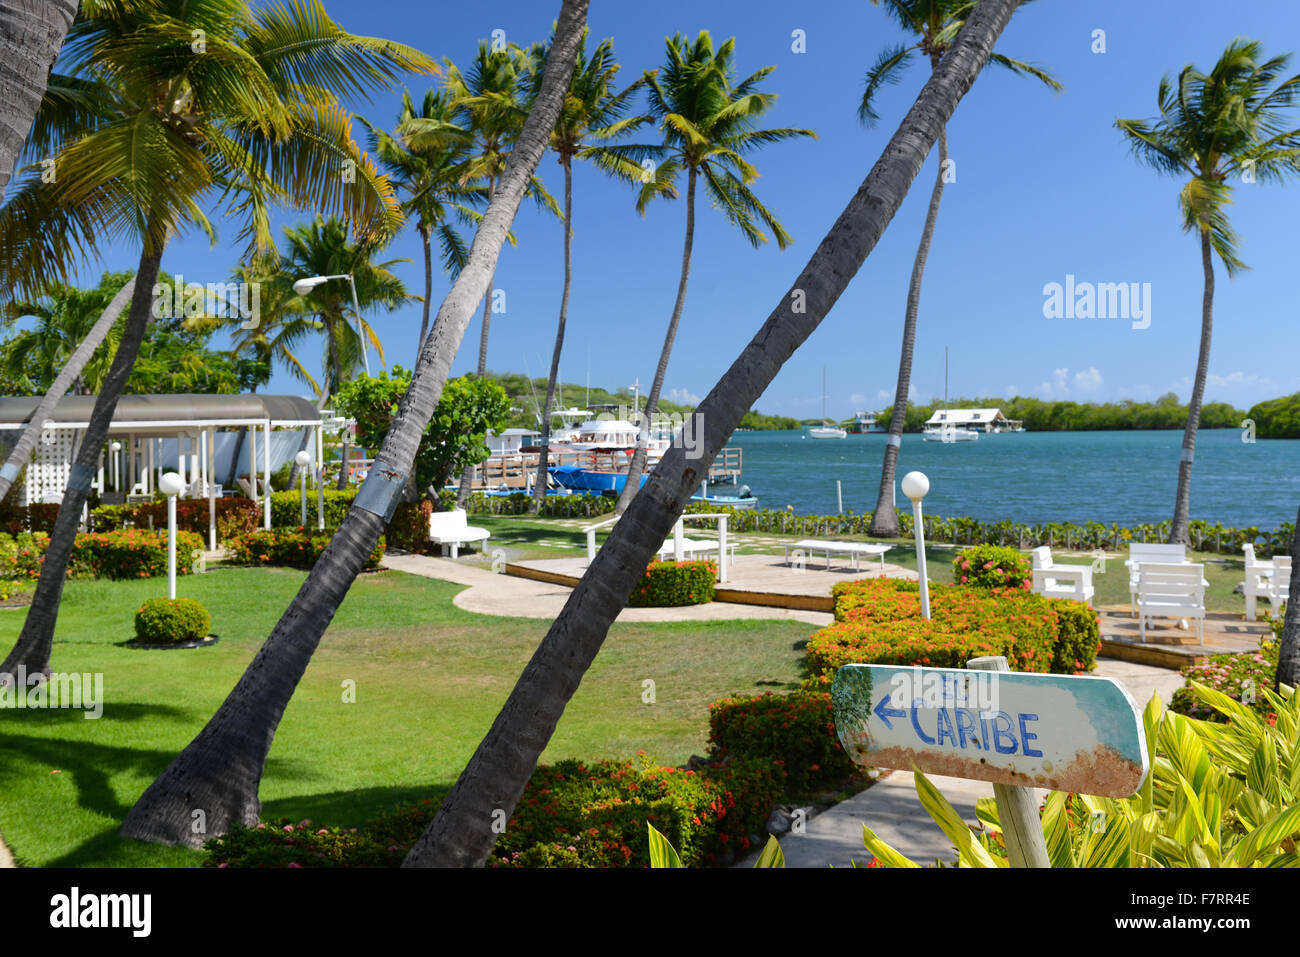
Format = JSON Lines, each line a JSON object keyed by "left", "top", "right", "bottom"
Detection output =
{"left": 924, "top": 408, "right": 1020, "bottom": 432}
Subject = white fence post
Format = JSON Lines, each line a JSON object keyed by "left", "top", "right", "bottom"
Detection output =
{"left": 718, "top": 515, "right": 729, "bottom": 583}
{"left": 673, "top": 516, "right": 684, "bottom": 561}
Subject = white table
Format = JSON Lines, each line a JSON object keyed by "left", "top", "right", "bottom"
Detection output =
{"left": 784, "top": 540, "right": 892, "bottom": 572}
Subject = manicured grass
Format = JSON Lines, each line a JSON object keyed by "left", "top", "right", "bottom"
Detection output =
{"left": 0, "top": 566, "right": 809, "bottom": 867}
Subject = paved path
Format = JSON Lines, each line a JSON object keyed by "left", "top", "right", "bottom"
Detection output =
{"left": 0, "top": 832, "right": 13, "bottom": 868}
{"left": 734, "top": 658, "right": 1184, "bottom": 868}
{"left": 381, "top": 552, "right": 832, "bottom": 626}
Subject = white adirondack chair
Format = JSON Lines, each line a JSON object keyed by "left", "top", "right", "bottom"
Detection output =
{"left": 427, "top": 508, "right": 490, "bottom": 559}
{"left": 1241, "top": 544, "right": 1278, "bottom": 621}
{"left": 1126, "top": 543, "right": 1188, "bottom": 616}
{"left": 1264, "top": 555, "right": 1292, "bottom": 619}
{"left": 1136, "top": 562, "right": 1206, "bottom": 642}
{"left": 1030, "top": 546, "right": 1095, "bottom": 606}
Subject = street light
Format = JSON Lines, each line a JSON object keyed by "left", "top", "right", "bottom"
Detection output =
{"left": 901, "top": 470, "right": 931, "bottom": 620}
{"left": 293, "top": 273, "right": 370, "bottom": 376}
{"left": 110, "top": 441, "right": 122, "bottom": 491}
{"left": 159, "top": 471, "right": 185, "bottom": 600}
{"left": 295, "top": 450, "right": 311, "bottom": 526}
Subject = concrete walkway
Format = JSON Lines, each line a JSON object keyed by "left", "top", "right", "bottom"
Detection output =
{"left": 0, "top": 832, "right": 14, "bottom": 868}
{"left": 735, "top": 658, "right": 1184, "bottom": 868}
{"left": 382, "top": 552, "right": 833, "bottom": 626}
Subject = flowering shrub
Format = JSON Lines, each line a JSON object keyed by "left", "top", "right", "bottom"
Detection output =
{"left": 1170, "top": 642, "right": 1280, "bottom": 723}
{"left": 386, "top": 499, "right": 435, "bottom": 553}
{"left": 134, "top": 596, "right": 211, "bottom": 644}
{"left": 952, "top": 544, "right": 1032, "bottom": 590}
{"left": 627, "top": 559, "right": 716, "bottom": 607}
{"left": 225, "top": 528, "right": 385, "bottom": 570}
{"left": 808, "top": 578, "right": 1099, "bottom": 676}
{"left": 70, "top": 529, "right": 204, "bottom": 579}
{"left": 0, "top": 532, "right": 48, "bottom": 581}
{"left": 125, "top": 498, "right": 261, "bottom": 541}
{"left": 203, "top": 757, "right": 784, "bottom": 869}
{"left": 708, "top": 690, "right": 859, "bottom": 794}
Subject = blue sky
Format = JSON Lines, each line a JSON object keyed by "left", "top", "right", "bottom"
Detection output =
{"left": 68, "top": 0, "right": 1300, "bottom": 420}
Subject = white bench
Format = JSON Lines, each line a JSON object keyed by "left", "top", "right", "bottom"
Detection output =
{"left": 428, "top": 508, "right": 490, "bottom": 559}
{"left": 1136, "top": 562, "right": 1206, "bottom": 642}
{"left": 1242, "top": 544, "right": 1284, "bottom": 621}
{"left": 1030, "top": 546, "right": 1094, "bottom": 606}
{"left": 1125, "top": 543, "right": 1188, "bottom": 616}
{"left": 1262, "top": 555, "right": 1291, "bottom": 620}
{"left": 784, "top": 539, "right": 892, "bottom": 572}
{"left": 657, "top": 537, "right": 737, "bottom": 563}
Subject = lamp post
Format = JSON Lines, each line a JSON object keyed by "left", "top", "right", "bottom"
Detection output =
{"left": 159, "top": 471, "right": 185, "bottom": 600}
{"left": 901, "top": 470, "right": 931, "bottom": 620}
{"left": 293, "top": 274, "right": 370, "bottom": 376}
{"left": 110, "top": 441, "right": 121, "bottom": 491}
{"left": 295, "top": 450, "right": 311, "bottom": 526}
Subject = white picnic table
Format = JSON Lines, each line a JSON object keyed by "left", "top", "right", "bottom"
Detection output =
{"left": 784, "top": 539, "right": 892, "bottom": 572}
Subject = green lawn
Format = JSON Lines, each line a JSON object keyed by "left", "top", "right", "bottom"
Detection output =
{"left": 0, "top": 567, "right": 810, "bottom": 867}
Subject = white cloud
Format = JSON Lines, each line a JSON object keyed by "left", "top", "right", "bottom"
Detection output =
{"left": 1005, "top": 384, "right": 1019, "bottom": 397}
{"left": 666, "top": 387, "right": 701, "bottom": 405}
{"left": 1073, "top": 367, "right": 1103, "bottom": 393}
{"left": 876, "top": 388, "right": 892, "bottom": 403}
{"left": 1036, "top": 367, "right": 1101, "bottom": 397}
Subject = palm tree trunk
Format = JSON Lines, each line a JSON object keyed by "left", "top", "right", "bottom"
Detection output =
{"left": 1170, "top": 230, "right": 1214, "bottom": 545}
{"left": 404, "top": 0, "right": 1021, "bottom": 868}
{"left": 531, "top": 156, "right": 574, "bottom": 513}
{"left": 0, "top": 276, "right": 136, "bottom": 503}
{"left": 418, "top": 224, "right": 434, "bottom": 349}
{"left": 1276, "top": 506, "right": 1300, "bottom": 692}
{"left": 870, "top": 76, "right": 947, "bottom": 537}
{"left": 456, "top": 175, "right": 500, "bottom": 509}
{"left": 615, "top": 165, "right": 697, "bottom": 514}
{"left": 0, "top": 244, "right": 163, "bottom": 676}
{"left": 118, "top": 0, "right": 589, "bottom": 848}
{"left": 0, "top": 0, "right": 79, "bottom": 202}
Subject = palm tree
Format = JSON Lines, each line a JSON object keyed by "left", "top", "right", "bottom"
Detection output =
{"left": 0, "top": 0, "right": 435, "bottom": 680}
{"left": 0, "top": 0, "right": 78, "bottom": 201}
{"left": 118, "top": 0, "right": 591, "bottom": 848}
{"left": 523, "top": 28, "right": 650, "bottom": 512}
{"left": 864, "top": 0, "right": 1060, "bottom": 537}
{"left": 1117, "top": 38, "right": 1300, "bottom": 545}
{"left": 411, "top": 41, "right": 561, "bottom": 506}
{"left": 363, "top": 90, "right": 482, "bottom": 352}
{"left": 402, "top": 0, "right": 1023, "bottom": 867}
{"left": 612, "top": 31, "right": 815, "bottom": 514}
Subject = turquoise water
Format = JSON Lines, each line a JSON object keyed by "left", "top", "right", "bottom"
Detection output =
{"left": 722, "top": 429, "right": 1300, "bottom": 530}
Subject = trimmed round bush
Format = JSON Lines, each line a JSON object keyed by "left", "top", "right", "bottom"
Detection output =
{"left": 627, "top": 560, "right": 716, "bottom": 607}
{"left": 134, "top": 596, "right": 211, "bottom": 644}
{"left": 952, "top": 544, "right": 1032, "bottom": 590}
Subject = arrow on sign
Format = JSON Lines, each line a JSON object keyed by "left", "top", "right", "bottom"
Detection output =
{"left": 872, "top": 695, "right": 907, "bottom": 730}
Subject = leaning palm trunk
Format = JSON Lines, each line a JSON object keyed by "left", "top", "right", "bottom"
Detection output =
{"left": 531, "top": 158, "right": 574, "bottom": 512}
{"left": 0, "top": 0, "right": 79, "bottom": 201}
{"left": 869, "top": 118, "right": 947, "bottom": 537}
{"left": 615, "top": 166, "right": 696, "bottom": 515}
{"left": 456, "top": 175, "right": 499, "bottom": 509}
{"left": 404, "top": 0, "right": 1020, "bottom": 868}
{"left": 119, "top": 0, "right": 588, "bottom": 848}
{"left": 1277, "top": 506, "right": 1300, "bottom": 692}
{"left": 0, "top": 275, "right": 136, "bottom": 503}
{"left": 0, "top": 248, "right": 163, "bottom": 677}
{"left": 417, "top": 224, "right": 434, "bottom": 347}
{"left": 1169, "top": 231, "right": 1214, "bottom": 545}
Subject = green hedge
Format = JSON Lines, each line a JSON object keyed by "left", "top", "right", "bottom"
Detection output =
{"left": 225, "top": 528, "right": 385, "bottom": 570}
{"left": 681, "top": 502, "right": 1296, "bottom": 558}
{"left": 708, "top": 690, "right": 860, "bottom": 795}
{"left": 953, "top": 544, "right": 1031, "bottom": 590}
{"left": 134, "top": 596, "right": 211, "bottom": 643}
{"left": 806, "top": 578, "right": 1099, "bottom": 677}
{"left": 203, "top": 755, "right": 784, "bottom": 869}
{"left": 269, "top": 489, "right": 358, "bottom": 528}
{"left": 70, "top": 529, "right": 205, "bottom": 580}
{"left": 627, "top": 560, "right": 716, "bottom": 607}
{"left": 443, "top": 489, "right": 617, "bottom": 519}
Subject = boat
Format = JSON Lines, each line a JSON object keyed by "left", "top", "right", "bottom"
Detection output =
{"left": 808, "top": 367, "right": 847, "bottom": 439}
{"left": 691, "top": 483, "right": 758, "bottom": 509}
{"left": 922, "top": 347, "right": 978, "bottom": 443}
{"left": 850, "top": 411, "right": 887, "bottom": 434}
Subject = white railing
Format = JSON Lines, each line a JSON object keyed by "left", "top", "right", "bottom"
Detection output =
{"left": 582, "top": 511, "right": 731, "bottom": 583}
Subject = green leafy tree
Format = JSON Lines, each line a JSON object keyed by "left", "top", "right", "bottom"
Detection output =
{"left": 334, "top": 368, "right": 510, "bottom": 497}
{"left": 610, "top": 30, "right": 816, "bottom": 513}
{"left": 1117, "top": 37, "right": 1300, "bottom": 545}
{"left": 0, "top": 0, "right": 436, "bottom": 680}
{"left": 863, "top": 0, "right": 1060, "bottom": 537}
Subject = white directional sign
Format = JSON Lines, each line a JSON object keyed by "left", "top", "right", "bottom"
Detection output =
{"left": 831, "top": 664, "right": 1149, "bottom": 797}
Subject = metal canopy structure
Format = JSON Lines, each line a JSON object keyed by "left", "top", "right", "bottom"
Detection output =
{"left": 0, "top": 393, "right": 326, "bottom": 544}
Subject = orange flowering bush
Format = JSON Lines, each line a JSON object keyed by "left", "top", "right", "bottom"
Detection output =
{"left": 626, "top": 559, "right": 716, "bottom": 607}
{"left": 225, "top": 528, "right": 385, "bottom": 569}
{"left": 69, "top": 529, "right": 204, "bottom": 579}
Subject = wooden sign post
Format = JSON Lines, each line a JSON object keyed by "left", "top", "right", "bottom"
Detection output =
{"left": 831, "top": 655, "right": 1149, "bottom": 868}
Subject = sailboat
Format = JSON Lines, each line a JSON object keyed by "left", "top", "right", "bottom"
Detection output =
{"left": 808, "top": 367, "right": 847, "bottom": 439}
{"left": 922, "top": 347, "right": 978, "bottom": 443}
